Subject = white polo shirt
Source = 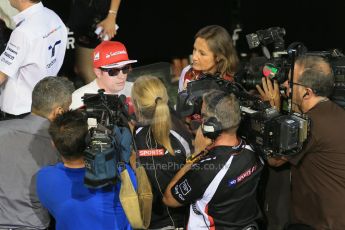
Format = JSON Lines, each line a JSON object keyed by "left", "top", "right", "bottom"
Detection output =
{"left": 0, "top": 2, "right": 67, "bottom": 115}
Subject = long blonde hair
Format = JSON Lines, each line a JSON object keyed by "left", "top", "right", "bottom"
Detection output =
{"left": 131, "top": 75, "right": 173, "bottom": 154}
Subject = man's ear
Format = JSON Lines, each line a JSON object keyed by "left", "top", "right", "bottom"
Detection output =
{"left": 94, "top": 68, "right": 102, "bottom": 78}
{"left": 49, "top": 106, "right": 64, "bottom": 121}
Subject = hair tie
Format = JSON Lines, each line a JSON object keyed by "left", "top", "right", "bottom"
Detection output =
{"left": 155, "top": 97, "right": 162, "bottom": 104}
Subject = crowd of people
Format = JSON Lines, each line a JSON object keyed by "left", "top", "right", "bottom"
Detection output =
{"left": 0, "top": 1, "right": 345, "bottom": 230}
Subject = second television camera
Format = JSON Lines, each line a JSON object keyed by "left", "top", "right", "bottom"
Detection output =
{"left": 238, "top": 26, "right": 345, "bottom": 109}
{"left": 176, "top": 75, "right": 310, "bottom": 159}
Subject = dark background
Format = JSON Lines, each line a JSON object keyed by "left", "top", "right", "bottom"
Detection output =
{"left": 43, "top": 0, "right": 345, "bottom": 70}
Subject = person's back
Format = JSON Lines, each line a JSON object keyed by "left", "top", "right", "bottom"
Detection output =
{"left": 36, "top": 110, "right": 134, "bottom": 230}
{"left": 37, "top": 162, "right": 133, "bottom": 230}
{"left": 0, "top": 1, "right": 67, "bottom": 115}
{"left": 185, "top": 144, "right": 263, "bottom": 229}
{"left": 0, "top": 115, "right": 58, "bottom": 228}
{"left": 0, "top": 76, "right": 74, "bottom": 229}
{"left": 290, "top": 99, "right": 345, "bottom": 228}
{"left": 131, "top": 75, "right": 193, "bottom": 228}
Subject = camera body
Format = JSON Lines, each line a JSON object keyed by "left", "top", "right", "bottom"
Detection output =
{"left": 240, "top": 27, "right": 345, "bottom": 109}
{"left": 176, "top": 76, "right": 310, "bottom": 158}
{"left": 81, "top": 90, "right": 128, "bottom": 188}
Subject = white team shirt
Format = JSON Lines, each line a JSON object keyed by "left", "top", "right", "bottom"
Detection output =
{"left": 70, "top": 79, "right": 134, "bottom": 110}
{"left": 0, "top": 2, "right": 67, "bottom": 115}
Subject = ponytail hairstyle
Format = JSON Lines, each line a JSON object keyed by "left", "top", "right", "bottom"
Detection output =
{"left": 131, "top": 75, "right": 174, "bottom": 154}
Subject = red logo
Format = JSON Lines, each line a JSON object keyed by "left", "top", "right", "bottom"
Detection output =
{"left": 138, "top": 149, "right": 165, "bottom": 157}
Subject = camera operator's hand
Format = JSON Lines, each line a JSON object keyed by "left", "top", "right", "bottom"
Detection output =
{"left": 256, "top": 77, "right": 281, "bottom": 111}
{"left": 114, "top": 126, "right": 132, "bottom": 163}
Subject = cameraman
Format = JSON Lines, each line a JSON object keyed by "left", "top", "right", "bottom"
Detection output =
{"left": 36, "top": 110, "right": 135, "bottom": 230}
{"left": 163, "top": 90, "right": 263, "bottom": 230}
{"left": 70, "top": 40, "right": 136, "bottom": 110}
{"left": 259, "top": 55, "right": 345, "bottom": 229}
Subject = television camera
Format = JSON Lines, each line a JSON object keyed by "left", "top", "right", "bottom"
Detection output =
{"left": 238, "top": 26, "right": 345, "bottom": 109}
{"left": 82, "top": 89, "right": 130, "bottom": 188}
{"left": 176, "top": 75, "right": 309, "bottom": 159}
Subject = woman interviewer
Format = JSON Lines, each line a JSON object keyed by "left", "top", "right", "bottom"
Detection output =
{"left": 131, "top": 75, "right": 193, "bottom": 229}
{"left": 178, "top": 24, "right": 239, "bottom": 92}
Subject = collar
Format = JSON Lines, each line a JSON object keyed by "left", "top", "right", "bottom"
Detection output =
{"left": 13, "top": 2, "right": 44, "bottom": 27}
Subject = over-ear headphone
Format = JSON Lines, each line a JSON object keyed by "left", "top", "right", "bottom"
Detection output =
{"left": 202, "top": 117, "right": 223, "bottom": 140}
{"left": 201, "top": 92, "right": 227, "bottom": 140}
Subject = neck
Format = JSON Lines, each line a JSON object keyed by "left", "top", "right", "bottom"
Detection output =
{"left": 62, "top": 157, "right": 85, "bottom": 169}
{"left": 19, "top": 1, "right": 37, "bottom": 12}
{"left": 302, "top": 96, "right": 328, "bottom": 113}
{"left": 213, "top": 132, "right": 239, "bottom": 147}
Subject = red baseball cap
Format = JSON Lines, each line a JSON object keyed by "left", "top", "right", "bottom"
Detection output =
{"left": 93, "top": 41, "right": 137, "bottom": 69}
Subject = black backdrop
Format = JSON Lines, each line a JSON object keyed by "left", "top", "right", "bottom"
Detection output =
{"left": 42, "top": 0, "right": 345, "bottom": 76}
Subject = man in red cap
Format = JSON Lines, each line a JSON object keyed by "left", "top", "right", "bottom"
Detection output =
{"left": 70, "top": 41, "right": 137, "bottom": 109}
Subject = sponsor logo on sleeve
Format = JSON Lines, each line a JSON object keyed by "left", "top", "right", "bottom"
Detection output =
{"left": 6, "top": 47, "right": 18, "bottom": 55}
{"left": 3, "top": 52, "right": 14, "bottom": 60}
{"left": 228, "top": 164, "right": 258, "bottom": 188}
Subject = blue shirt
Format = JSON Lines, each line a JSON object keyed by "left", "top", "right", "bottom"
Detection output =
{"left": 37, "top": 162, "right": 137, "bottom": 230}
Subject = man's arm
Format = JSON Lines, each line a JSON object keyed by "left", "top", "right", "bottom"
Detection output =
{"left": 0, "top": 71, "right": 8, "bottom": 85}
{"left": 162, "top": 162, "right": 192, "bottom": 208}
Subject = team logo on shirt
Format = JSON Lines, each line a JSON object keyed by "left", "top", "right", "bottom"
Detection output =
{"left": 228, "top": 164, "right": 258, "bottom": 188}
{"left": 138, "top": 148, "right": 165, "bottom": 156}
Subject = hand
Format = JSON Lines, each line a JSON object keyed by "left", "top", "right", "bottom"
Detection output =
{"left": 97, "top": 15, "right": 117, "bottom": 40}
{"left": 114, "top": 126, "right": 132, "bottom": 163}
{"left": 256, "top": 77, "right": 281, "bottom": 111}
{"left": 194, "top": 127, "right": 212, "bottom": 154}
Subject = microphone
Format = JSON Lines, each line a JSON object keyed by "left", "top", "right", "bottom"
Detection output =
{"left": 118, "top": 94, "right": 136, "bottom": 119}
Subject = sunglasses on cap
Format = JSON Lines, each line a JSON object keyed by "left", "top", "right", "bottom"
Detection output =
{"left": 100, "top": 65, "right": 132, "bottom": 76}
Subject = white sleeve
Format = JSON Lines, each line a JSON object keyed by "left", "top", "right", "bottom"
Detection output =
{"left": 0, "top": 29, "right": 27, "bottom": 78}
{"left": 178, "top": 65, "right": 192, "bottom": 93}
{"left": 70, "top": 90, "right": 84, "bottom": 110}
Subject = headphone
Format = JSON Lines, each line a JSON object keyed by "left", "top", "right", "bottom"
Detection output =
{"left": 201, "top": 92, "right": 227, "bottom": 140}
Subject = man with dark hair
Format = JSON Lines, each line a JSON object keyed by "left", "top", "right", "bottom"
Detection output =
{"left": 36, "top": 110, "right": 135, "bottom": 230}
{"left": 163, "top": 90, "right": 263, "bottom": 230}
{"left": 0, "top": 76, "right": 74, "bottom": 229}
{"left": 261, "top": 55, "right": 345, "bottom": 229}
{"left": 0, "top": 0, "right": 67, "bottom": 118}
